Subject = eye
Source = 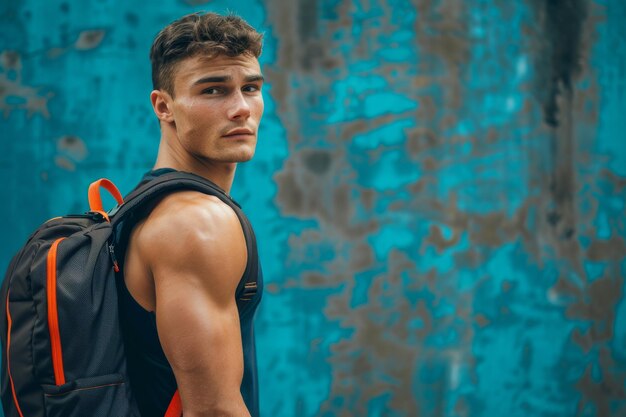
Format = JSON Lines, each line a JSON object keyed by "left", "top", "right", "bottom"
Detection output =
{"left": 243, "top": 84, "right": 261, "bottom": 93}
{"left": 202, "top": 87, "right": 222, "bottom": 95}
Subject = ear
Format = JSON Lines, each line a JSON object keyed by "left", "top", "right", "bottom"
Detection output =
{"left": 150, "top": 89, "right": 174, "bottom": 123}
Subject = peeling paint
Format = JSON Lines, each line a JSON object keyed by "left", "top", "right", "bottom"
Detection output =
{"left": 74, "top": 29, "right": 106, "bottom": 50}
{"left": 1, "top": 1, "right": 625, "bottom": 417}
{"left": 0, "top": 51, "right": 53, "bottom": 119}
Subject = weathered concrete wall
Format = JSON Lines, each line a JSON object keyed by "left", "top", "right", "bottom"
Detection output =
{"left": 1, "top": 0, "right": 624, "bottom": 416}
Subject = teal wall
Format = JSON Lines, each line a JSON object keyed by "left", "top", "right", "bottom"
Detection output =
{"left": 1, "top": 0, "right": 625, "bottom": 416}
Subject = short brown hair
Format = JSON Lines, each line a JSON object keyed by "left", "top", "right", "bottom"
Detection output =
{"left": 150, "top": 12, "right": 263, "bottom": 96}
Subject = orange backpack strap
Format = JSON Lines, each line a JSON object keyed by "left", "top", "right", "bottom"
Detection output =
{"left": 88, "top": 178, "right": 124, "bottom": 221}
{"left": 164, "top": 389, "right": 182, "bottom": 417}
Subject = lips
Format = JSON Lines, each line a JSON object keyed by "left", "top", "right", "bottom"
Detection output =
{"left": 223, "top": 128, "right": 254, "bottom": 137}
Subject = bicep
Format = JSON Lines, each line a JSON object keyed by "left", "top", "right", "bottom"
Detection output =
{"left": 155, "top": 275, "right": 245, "bottom": 407}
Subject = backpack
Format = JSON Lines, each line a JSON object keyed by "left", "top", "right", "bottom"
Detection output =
{"left": 0, "top": 171, "right": 248, "bottom": 417}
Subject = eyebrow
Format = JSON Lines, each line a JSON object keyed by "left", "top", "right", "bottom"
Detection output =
{"left": 193, "top": 74, "right": 264, "bottom": 85}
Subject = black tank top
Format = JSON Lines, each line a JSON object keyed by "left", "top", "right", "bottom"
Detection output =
{"left": 116, "top": 168, "right": 263, "bottom": 416}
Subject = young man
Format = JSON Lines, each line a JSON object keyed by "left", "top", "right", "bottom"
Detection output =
{"left": 119, "top": 12, "right": 264, "bottom": 417}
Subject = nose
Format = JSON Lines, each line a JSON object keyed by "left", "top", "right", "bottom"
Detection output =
{"left": 227, "top": 90, "right": 251, "bottom": 121}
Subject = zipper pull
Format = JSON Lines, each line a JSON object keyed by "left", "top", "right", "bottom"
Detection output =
{"left": 108, "top": 243, "right": 120, "bottom": 273}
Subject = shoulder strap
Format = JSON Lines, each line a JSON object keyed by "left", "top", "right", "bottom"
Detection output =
{"left": 110, "top": 171, "right": 240, "bottom": 227}
{"left": 109, "top": 171, "right": 258, "bottom": 289}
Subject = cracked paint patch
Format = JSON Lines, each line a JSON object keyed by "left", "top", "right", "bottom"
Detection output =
{"left": 0, "top": 50, "right": 54, "bottom": 119}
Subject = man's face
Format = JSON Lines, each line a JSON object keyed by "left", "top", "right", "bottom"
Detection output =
{"left": 166, "top": 53, "right": 264, "bottom": 164}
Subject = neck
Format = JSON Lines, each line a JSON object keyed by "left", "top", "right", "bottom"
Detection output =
{"left": 153, "top": 137, "right": 237, "bottom": 194}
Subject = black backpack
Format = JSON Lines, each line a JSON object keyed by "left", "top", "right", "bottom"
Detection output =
{"left": 0, "top": 171, "right": 250, "bottom": 417}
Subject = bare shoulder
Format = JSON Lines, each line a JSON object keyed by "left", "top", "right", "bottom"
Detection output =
{"left": 142, "top": 190, "right": 242, "bottom": 243}
{"left": 135, "top": 191, "right": 247, "bottom": 295}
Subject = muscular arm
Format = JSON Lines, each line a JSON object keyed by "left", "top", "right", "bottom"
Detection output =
{"left": 138, "top": 192, "right": 250, "bottom": 417}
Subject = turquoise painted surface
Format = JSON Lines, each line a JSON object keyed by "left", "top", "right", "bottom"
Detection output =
{"left": 1, "top": 0, "right": 625, "bottom": 416}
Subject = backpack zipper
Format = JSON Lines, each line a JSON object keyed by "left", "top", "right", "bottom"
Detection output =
{"left": 108, "top": 243, "right": 120, "bottom": 273}
{"left": 47, "top": 237, "right": 67, "bottom": 385}
{"left": 5, "top": 291, "right": 26, "bottom": 417}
